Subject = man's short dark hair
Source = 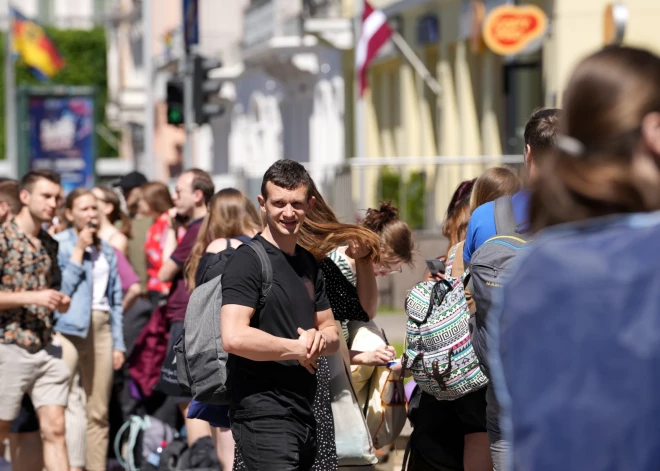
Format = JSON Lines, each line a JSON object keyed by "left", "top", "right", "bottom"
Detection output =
{"left": 0, "top": 180, "right": 21, "bottom": 214}
{"left": 261, "top": 159, "right": 312, "bottom": 200}
{"left": 117, "top": 171, "right": 148, "bottom": 196}
{"left": 184, "top": 168, "right": 214, "bottom": 205}
{"left": 20, "top": 169, "right": 62, "bottom": 193}
{"left": 524, "top": 108, "right": 561, "bottom": 153}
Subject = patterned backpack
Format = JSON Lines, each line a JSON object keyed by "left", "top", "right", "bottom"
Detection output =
{"left": 402, "top": 246, "right": 488, "bottom": 400}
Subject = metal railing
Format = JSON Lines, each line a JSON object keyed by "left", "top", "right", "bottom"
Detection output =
{"left": 297, "top": 156, "right": 526, "bottom": 231}
{"left": 301, "top": 0, "right": 344, "bottom": 18}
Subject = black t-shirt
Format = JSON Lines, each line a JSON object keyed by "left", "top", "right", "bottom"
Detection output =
{"left": 221, "top": 234, "right": 330, "bottom": 426}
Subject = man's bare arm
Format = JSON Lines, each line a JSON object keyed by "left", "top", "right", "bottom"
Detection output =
{"left": 0, "top": 290, "right": 63, "bottom": 311}
{"left": 315, "top": 308, "right": 339, "bottom": 356}
{"left": 0, "top": 292, "right": 34, "bottom": 310}
{"left": 221, "top": 304, "right": 308, "bottom": 362}
{"left": 158, "top": 258, "right": 180, "bottom": 283}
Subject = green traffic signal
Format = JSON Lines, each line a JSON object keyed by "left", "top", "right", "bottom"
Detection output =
{"left": 168, "top": 108, "right": 183, "bottom": 125}
{"left": 166, "top": 79, "right": 184, "bottom": 126}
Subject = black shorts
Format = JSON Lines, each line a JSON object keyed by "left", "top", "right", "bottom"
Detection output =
{"left": 408, "top": 387, "right": 487, "bottom": 470}
{"left": 10, "top": 395, "right": 40, "bottom": 434}
{"left": 155, "top": 321, "right": 190, "bottom": 402}
{"left": 452, "top": 386, "right": 488, "bottom": 434}
{"left": 231, "top": 415, "right": 317, "bottom": 471}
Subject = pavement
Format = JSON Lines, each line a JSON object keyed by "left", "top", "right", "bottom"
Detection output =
{"left": 373, "top": 311, "right": 408, "bottom": 347}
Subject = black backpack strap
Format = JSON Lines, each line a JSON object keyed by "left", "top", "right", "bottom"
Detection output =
{"left": 245, "top": 240, "right": 273, "bottom": 309}
{"left": 494, "top": 196, "right": 519, "bottom": 235}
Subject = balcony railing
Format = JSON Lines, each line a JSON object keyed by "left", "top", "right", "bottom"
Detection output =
{"left": 243, "top": 0, "right": 303, "bottom": 51}
{"left": 301, "top": 0, "right": 344, "bottom": 19}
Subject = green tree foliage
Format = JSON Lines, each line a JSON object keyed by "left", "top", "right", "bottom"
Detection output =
{"left": 378, "top": 167, "right": 426, "bottom": 230}
{"left": 0, "top": 27, "right": 118, "bottom": 159}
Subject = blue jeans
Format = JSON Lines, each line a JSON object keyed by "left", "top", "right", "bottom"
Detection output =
{"left": 486, "top": 384, "right": 510, "bottom": 471}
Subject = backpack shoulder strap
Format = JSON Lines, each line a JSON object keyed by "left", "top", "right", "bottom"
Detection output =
{"left": 494, "top": 196, "right": 519, "bottom": 235}
{"left": 445, "top": 244, "right": 460, "bottom": 278}
{"left": 245, "top": 240, "right": 273, "bottom": 309}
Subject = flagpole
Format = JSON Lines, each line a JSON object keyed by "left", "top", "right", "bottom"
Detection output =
{"left": 5, "top": 5, "right": 18, "bottom": 178}
{"left": 355, "top": 1, "right": 366, "bottom": 216}
{"left": 390, "top": 31, "right": 442, "bottom": 97}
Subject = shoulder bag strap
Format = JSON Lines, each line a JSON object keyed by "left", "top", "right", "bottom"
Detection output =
{"left": 245, "top": 240, "right": 273, "bottom": 309}
{"left": 445, "top": 244, "right": 460, "bottom": 278}
{"left": 494, "top": 196, "right": 519, "bottom": 235}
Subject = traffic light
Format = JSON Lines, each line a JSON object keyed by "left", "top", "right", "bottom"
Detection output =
{"left": 166, "top": 78, "right": 184, "bottom": 125}
{"left": 192, "top": 55, "right": 224, "bottom": 124}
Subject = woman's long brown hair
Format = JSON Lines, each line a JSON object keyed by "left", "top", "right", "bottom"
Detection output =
{"left": 362, "top": 202, "right": 415, "bottom": 266}
{"left": 298, "top": 180, "right": 381, "bottom": 263}
{"left": 442, "top": 180, "right": 475, "bottom": 249}
{"left": 141, "top": 182, "right": 174, "bottom": 216}
{"left": 531, "top": 46, "right": 660, "bottom": 231}
{"left": 185, "top": 188, "right": 262, "bottom": 290}
{"left": 470, "top": 167, "right": 520, "bottom": 211}
{"left": 95, "top": 186, "right": 132, "bottom": 238}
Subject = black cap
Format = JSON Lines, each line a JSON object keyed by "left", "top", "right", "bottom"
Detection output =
{"left": 117, "top": 171, "right": 148, "bottom": 194}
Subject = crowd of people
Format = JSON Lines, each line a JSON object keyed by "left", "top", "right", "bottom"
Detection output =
{"left": 1, "top": 44, "right": 660, "bottom": 471}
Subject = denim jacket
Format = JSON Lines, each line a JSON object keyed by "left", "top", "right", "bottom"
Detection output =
{"left": 53, "top": 229, "right": 125, "bottom": 352}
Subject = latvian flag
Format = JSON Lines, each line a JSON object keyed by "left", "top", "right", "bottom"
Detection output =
{"left": 355, "top": 1, "right": 392, "bottom": 96}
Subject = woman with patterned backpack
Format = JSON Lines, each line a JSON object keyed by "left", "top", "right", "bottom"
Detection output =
{"left": 404, "top": 168, "right": 519, "bottom": 471}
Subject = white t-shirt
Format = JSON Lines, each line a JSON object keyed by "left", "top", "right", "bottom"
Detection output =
{"left": 88, "top": 246, "right": 111, "bottom": 312}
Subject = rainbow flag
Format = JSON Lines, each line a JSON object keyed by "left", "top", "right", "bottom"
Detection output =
{"left": 11, "top": 8, "right": 65, "bottom": 81}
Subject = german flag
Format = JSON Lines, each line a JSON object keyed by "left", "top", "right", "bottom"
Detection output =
{"left": 11, "top": 7, "right": 65, "bottom": 80}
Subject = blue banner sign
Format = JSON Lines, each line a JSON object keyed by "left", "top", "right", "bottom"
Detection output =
{"left": 28, "top": 95, "right": 96, "bottom": 193}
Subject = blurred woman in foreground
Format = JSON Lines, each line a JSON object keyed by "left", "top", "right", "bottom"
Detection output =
{"left": 493, "top": 46, "right": 660, "bottom": 470}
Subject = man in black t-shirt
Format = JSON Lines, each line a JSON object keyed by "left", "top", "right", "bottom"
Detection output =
{"left": 221, "top": 160, "right": 339, "bottom": 471}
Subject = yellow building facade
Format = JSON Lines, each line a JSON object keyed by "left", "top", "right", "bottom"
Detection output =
{"left": 343, "top": 0, "right": 660, "bottom": 225}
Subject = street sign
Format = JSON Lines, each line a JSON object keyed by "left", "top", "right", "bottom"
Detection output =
{"left": 183, "top": 0, "right": 199, "bottom": 51}
{"left": 482, "top": 4, "right": 548, "bottom": 56}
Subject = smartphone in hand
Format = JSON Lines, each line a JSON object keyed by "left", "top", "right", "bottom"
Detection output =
{"left": 426, "top": 258, "right": 446, "bottom": 278}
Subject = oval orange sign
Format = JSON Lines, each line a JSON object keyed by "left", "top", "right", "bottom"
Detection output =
{"left": 483, "top": 5, "right": 548, "bottom": 56}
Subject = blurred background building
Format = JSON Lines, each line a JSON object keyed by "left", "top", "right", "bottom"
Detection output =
{"left": 2, "top": 0, "right": 660, "bottom": 236}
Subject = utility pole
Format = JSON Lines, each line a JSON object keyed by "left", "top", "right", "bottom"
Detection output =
{"left": 182, "top": 0, "right": 198, "bottom": 170}
{"left": 142, "top": 0, "right": 154, "bottom": 178}
{"left": 183, "top": 54, "right": 194, "bottom": 170}
{"left": 5, "top": 6, "right": 17, "bottom": 178}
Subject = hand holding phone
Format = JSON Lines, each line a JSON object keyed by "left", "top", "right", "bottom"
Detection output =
{"left": 426, "top": 258, "right": 446, "bottom": 278}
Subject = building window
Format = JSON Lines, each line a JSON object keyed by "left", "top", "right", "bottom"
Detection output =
{"left": 503, "top": 59, "right": 543, "bottom": 155}
{"left": 417, "top": 13, "right": 439, "bottom": 46}
{"left": 38, "top": 0, "right": 54, "bottom": 25}
{"left": 94, "top": 0, "right": 108, "bottom": 24}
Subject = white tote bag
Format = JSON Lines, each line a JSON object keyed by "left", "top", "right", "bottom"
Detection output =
{"left": 328, "top": 321, "right": 378, "bottom": 467}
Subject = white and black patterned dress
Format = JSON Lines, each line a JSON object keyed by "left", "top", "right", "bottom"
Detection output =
{"left": 312, "top": 248, "right": 371, "bottom": 470}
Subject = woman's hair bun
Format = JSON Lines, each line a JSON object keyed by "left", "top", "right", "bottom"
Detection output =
{"left": 363, "top": 201, "right": 399, "bottom": 232}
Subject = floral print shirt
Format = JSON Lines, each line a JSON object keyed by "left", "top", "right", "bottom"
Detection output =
{"left": 0, "top": 219, "right": 59, "bottom": 351}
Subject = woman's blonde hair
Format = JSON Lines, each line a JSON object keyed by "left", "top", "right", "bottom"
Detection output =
{"left": 185, "top": 188, "right": 262, "bottom": 289}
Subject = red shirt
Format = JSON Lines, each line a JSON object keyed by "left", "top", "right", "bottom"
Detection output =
{"left": 145, "top": 213, "right": 184, "bottom": 294}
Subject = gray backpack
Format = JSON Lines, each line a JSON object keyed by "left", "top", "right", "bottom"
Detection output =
{"left": 174, "top": 240, "right": 272, "bottom": 404}
{"left": 469, "top": 196, "right": 530, "bottom": 375}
